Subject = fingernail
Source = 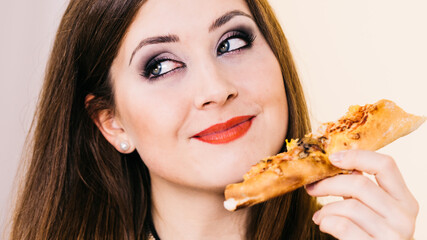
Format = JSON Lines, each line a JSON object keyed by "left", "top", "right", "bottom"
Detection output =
{"left": 329, "top": 151, "right": 345, "bottom": 163}
{"left": 312, "top": 211, "right": 320, "bottom": 224}
{"left": 305, "top": 182, "right": 316, "bottom": 191}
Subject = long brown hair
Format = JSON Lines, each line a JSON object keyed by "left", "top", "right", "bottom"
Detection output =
{"left": 245, "top": 1, "right": 332, "bottom": 239}
{"left": 11, "top": 0, "right": 332, "bottom": 239}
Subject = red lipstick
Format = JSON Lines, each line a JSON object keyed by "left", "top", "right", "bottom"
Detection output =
{"left": 192, "top": 115, "right": 254, "bottom": 144}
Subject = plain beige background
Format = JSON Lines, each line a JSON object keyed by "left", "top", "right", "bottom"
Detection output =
{"left": 1, "top": 0, "right": 426, "bottom": 238}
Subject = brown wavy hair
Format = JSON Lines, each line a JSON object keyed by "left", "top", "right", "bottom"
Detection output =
{"left": 10, "top": 0, "right": 333, "bottom": 239}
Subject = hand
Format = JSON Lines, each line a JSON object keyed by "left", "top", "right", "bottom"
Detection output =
{"left": 305, "top": 150, "right": 418, "bottom": 240}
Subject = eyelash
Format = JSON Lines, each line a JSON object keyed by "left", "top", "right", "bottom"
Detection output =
{"left": 217, "top": 30, "right": 256, "bottom": 56}
{"left": 141, "top": 29, "right": 256, "bottom": 81}
{"left": 141, "top": 56, "right": 184, "bottom": 80}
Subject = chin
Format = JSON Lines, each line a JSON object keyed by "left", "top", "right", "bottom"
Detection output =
{"left": 185, "top": 133, "right": 286, "bottom": 191}
{"left": 196, "top": 157, "right": 256, "bottom": 191}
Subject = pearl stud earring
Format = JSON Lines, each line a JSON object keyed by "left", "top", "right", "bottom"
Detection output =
{"left": 120, "top": 142, "right": 130, "bottom": 151}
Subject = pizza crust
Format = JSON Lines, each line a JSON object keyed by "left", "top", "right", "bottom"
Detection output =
{"left": 224, "top": 152, "right": 345, "bottom": 211}
{"left": 224, "top": 99, "right": 425, "bottom": 211}
{"left": 320, "top": 99, "right": 426, "bottom": 153}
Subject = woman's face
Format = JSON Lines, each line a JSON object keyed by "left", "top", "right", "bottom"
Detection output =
{"left": 109, "top": 0, "right": 288, "bottom": 191}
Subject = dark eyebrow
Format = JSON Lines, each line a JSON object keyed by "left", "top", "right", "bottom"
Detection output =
{"left": 129, "top": 34, "right": 179, "bottom": 65}
{"left": 129, "top": 10, "right": 252, "bottom": 65}
{"left": 208, "top": 10, "right": 253, "bottom": 32}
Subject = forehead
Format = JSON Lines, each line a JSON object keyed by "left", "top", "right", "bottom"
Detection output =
{"left": 113, "top": 0, "right": 253, "bottom": 70}
{"left": 123, "top": 0, "right": 251, "bottom": 43}
{"left": 136, "top": 0, "right": 250, "bottom": 32}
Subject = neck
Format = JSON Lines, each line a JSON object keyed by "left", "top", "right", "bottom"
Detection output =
{"left": 150, "top": 174, "right": 249, "bottom": 240}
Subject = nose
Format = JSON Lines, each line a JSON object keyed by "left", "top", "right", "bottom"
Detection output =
{"left": 193, "top": 61, "right": 238, "bottom": 109}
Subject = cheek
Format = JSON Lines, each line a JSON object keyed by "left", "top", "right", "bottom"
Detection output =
{"left": 115, "top": 80, "right": 191, "bottom": 161}
{"left": 235, "top": 48, "right": 289, "bottom": 144}
{"left": 233, "top": 46, "right": 287, "bottom": 108}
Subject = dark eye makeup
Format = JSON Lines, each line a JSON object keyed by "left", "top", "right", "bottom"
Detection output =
{"left": 140, "top": 55, "right": 185, "bottom": 81}
{"left": 216, "top": 30, "right": 256, "bottom": 56}
{"left": 140, "top": 27, "right": 257, "bottom": 81}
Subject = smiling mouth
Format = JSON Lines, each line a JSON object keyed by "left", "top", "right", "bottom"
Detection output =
{"left": 192, "top": 115, "right": 255, "bottom": 144}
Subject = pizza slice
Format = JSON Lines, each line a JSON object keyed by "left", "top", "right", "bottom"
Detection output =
{"left": 224, "top": 99, "right": 425, "bottom": 211}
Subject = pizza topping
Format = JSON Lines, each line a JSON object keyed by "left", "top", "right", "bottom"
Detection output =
{"left": 243, "top": 136, "right": 328, "bottom": 180}
{"left": 296, "top": 137, "right": 326, "bottom": 156}
{"left": 318, "top": 103, "right": 378, "bottom": 137}
{"left": 298, "top": 151, "right": 309, "bottom": 159}
{"left": 350, "top": 132, "right": 360, "bottom": 140}
{"left": 224, "top": 99, "right": 426, "bottom": 211}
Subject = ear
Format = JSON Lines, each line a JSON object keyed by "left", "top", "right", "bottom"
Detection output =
{"left": 86, "top": 94, "right": 135, "bottom": 154}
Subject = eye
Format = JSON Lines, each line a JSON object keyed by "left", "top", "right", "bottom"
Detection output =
{"left": 142, "top": 57, "right": 185, "bottom": 80}
{"left": 218, "top": 38, "right": 247, "bottom": 55}
{"left": 217, "top": 30, "right": 256, "bottom": 56}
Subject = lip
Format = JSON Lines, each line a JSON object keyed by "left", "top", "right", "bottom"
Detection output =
{"left": 192, "top": 115, "right": 255, "bottom": 144}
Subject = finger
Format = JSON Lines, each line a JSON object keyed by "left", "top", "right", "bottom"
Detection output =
{"left": 329, "top": 150, "right": 417, "bottom": 212}
{"left": 342, "top": 171, "right": 362, "bottom": 200}
{"left": 306, "top": 174, "right": 394, "bottom": 218}
{"left": 314, "top": 199, "right": 398, "bottom": 239}
{"left": 314, "top": 215, "right": 374, "bottom": 240}
{"left": 329, "top": 150, "right": 404, "bottom": 198}
{"left": 306, "top": 174, "right": 415, "bottom": 237}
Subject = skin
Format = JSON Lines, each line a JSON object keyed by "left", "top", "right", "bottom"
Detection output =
{"left": 98, "top": 0, "right": 287, "bottom": 238}
{"left": 93, "top": 0, "right": 418, "bottom": 239}
{"left": 108, "top": 0, "right": 288, "bottom": 191}
{"left": 307, "top": 150, "right": 418, "bottom": 239}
